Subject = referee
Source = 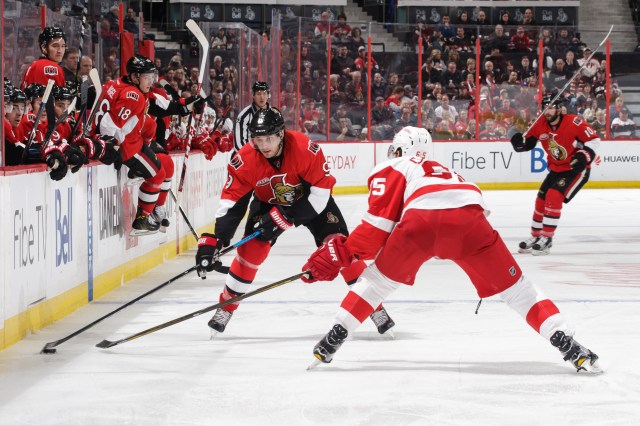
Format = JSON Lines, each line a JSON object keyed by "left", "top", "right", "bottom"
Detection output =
{"left": 233, "top": 81, "right": 271, "bottom": 151}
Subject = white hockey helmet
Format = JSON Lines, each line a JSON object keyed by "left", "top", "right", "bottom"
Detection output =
{"left": 388, "top": 126, "right": 432, "bottom": 159}
{"left": 204, "top": 105, "right": 216, "bottom": 120}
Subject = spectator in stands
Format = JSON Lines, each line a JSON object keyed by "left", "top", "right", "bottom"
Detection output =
{"left": 79, "top": 56, "right": 93, "bottom": 80}
{"left": 61, "top": 47, "right": 79, "bottom": 82}
{"left": 124, "top": 7, "right": 139, "bottom": 34}
{"left": 103, "top": 48, "right": 119, "bottom": 81}
{"left": 564, "top": 50, "right": 579, "bottom": 75}
{"left": 212, "top": 28, "right": 227, "bottom": 49}
{"left": 443, "top": 61, "right": 462, "bottom": 95}
{"left": 331, "top": 43, "right": 355, "bottom": 79}
{"left": 106, "top": 5, "right": 119, "bottom": 30}
{"left": 453, "top": 108, "right": 470, "bottom": 138}
{"left": 315, "top": 11, "right": 332, "bottom": 38}
{"left": 578, "top": 47, "right": 600, "bottom": 82}
{"left": 611, "top": 108, "right": 636, "bottom": 138}
{"left": 546, "top": 58, "right": 570, "bottom": 90}
{"left": 438, "top": 15, "right": 456, "bottom": 40}
{"left": 486, "top": 25, "right": 510, "bottom": 54}
{"left": 479, "top": 118, "right": 501, "bottom": 140}
{"left": 354, "top": 46, "right": 380, "bottom": 75}
{"left": 370, "top": 96, "right": 395, "bottom": 140}
{"left": 349, "top": 27, "right": 366, "bottom": 52}
{"left": 475, "top": 10, "right": 492, "bottom": 37}
{"left": 371, "top": 73, "right": 387, "bottom": 100}
{"left": 514, "top": 81, "right": 536, "bottom": 111}
{"left": 345, "top": 70, "right": 366, "bottom": 108}
{"left": 328, "top": 74, "right": 345, "bottom": 104}
{"left": 100, "top": 18, "right": 119, "bottom": 49}
{"left": 384, "top": 73, "right": 399, "bottom": 98}
{"left": 211, "top": 56, "right": 224, "bottom": 81}
{"left": 521, "top": 8, "right": 536, "bottom": 26}
{"left": 498, "top": 11, "right": 513, "bottom": 30}
{"left": 554, "top": 28, "right": 573, "bottom": 55}
{"left": 582, "top": 98, "right": 599, "bottom": 123}
{"left": 538, "top": 28, "right": 555, "bottom": 55}
{"left": 434, "top": 94, "right": 459, "bottom": 122}
{"left": 591, "top": 109, "right": 607, "bottom": 138}
{"left": 394, "top": 102, "right": 417, "bottom": 132}
{"left": 385, "top": 85, "right": 405, "bottom": 113}
{"left": 434, "top": 114, "right": 456, "bottom": 140}
{"left": 452, "top": 26, "right": 473, "bottom": 53}
{"left": 333, "top": 13, "right": 352, "bottom": 38}
{"left": 610, "top": 96, "right": 634, "bottom": 122}
{"left": 496, "top": 98, "right": 517, "bottom": 122}
{"left": 455, "top": 11, "right": 475, "bottom": 41}
{"left": 511, "top": 27, "right": 532, "bottom": 52}
{"left": 518, "top": 56, "right": 536, "bottom": 82}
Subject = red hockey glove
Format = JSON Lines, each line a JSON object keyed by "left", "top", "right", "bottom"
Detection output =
{"left": 166, "top": 133, "right": 185, "bottom": 151}
{"left": 301, "top": 235, "right": 355, "bottom": 283}
{"left": 254, "top": 206, "right": 294, "bottom": 242}
{"left": 570, "top": 147, "right": 595, "bottom": 173}
{"left": 217, "top": 135, "right": 234, "bottom": 153}
{"left": 199, "top": 137, "right": 218, "bottom": 160}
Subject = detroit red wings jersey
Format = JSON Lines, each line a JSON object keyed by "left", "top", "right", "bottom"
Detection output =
{"left": 21, "top": 58, "right": 66, "bottom": 89}
{"left": 216, "top": 130, "right": 335, "bottom": 224}
{"left": 346, "top": 155, "right": 488, "bottom": 260}
{"left": 96, "top": 78, "right": 147, "bottom": 160}
{"left": 526, "top": 114, "right": 600, "bottom": 172}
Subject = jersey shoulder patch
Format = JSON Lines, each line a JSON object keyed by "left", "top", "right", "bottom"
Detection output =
{"left": 43, "top": 65, "right": 59, "bottom": 76}
{"left": 573, "top": 116, "right": 584, "bottom": 126}
{"left": 230, "top": 153, "right": 244, "bottom": 170}
{"left": 308, "top": 140, "right": 320, "bottom": 155}
{"left": 126, "top": 91, "right": 140, "bottom": 101}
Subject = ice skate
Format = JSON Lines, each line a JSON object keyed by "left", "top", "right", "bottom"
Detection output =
{"left": 369, "top": 306, "right": 395, "bottom": 337}
{"left": 312, "top": 324, "right": 348, "bottom": 365}
{"left": 130, "top": 207, "right": 160, "bottom": 236}
{"left": 550, "top": 331, "right": 603, "bottom": 374}
{"left": 208, "top": 308, "right": 233, "bottom": 339}
{"left": 531, "top": 236, "right": 552, "bottom": 256}
{"left": 150, "top": 205, "right": 170, "bottom": 233}
{"left": 518, "top": 236, "right": 540, "bottom": 253}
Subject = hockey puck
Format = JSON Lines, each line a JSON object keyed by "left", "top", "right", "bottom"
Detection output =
{"left": 41, "top": 347, "right": 57, "bottom": 354}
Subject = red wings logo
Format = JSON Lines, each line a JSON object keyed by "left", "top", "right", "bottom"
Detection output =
{"left": 268, "top": 174, "right": 303, "bottom": 205}
{"left": 43, "top": 66, "right": 58, "bottom": 76}
{"left": 126, "top": 91, "right": 140, "bottom": 101}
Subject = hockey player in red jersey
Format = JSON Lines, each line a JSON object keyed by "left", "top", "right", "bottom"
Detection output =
{"left": 195, "top": 107, "right": 395, "bottom": 336}
{"left": 21, "top": 27, "right": 67, "bottom": 89}
{"left": 94, "top": 54, "right": 170, "bottom": 235}
{"left": 510, "top": 92, "right": 600, "bottom": 255}
{"left": 303, "top": 126, "right": 602, "bottom": 374}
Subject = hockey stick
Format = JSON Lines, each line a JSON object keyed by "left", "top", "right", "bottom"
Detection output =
{"left": 22, "top": 79, "right": 55, "bottom": 162}
{"left": 70, "top": 68, "right": 101, "bottom": 138}
{"left": 41, "top": 98, "right": 78, "bottom": 169}
{"left": 96, "top": 270, "right": 309, "bottom": 349}
{"left": 523, "top": 25, "right": 613, "bottom": 136}
{"left": 82, "top": 68, "right": 104, "bottom": 137}
{"left": 176, "top": 20, "right": 210, "bottom": 212}
{"left": 40, "top": 265, "right": 198, "bottom": 354}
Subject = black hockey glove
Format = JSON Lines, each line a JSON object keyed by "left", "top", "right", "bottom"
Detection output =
{"left": 44, "top": 148, "right": 68, "bottom": 181}
{"left": 196, "top": 233, "right": 226, "bottom": 278}
{"left": 254, "top": 206, "right": 295, "bottom": 242}
{"left": 65, "top": 143, "right": 87, "bottom": 173}
{"left": 184, "top": 95, "right": 204, "bottom": 113}
{"left": 510, "top": 132, "right": 537, "bottom": 153}
{"left": 570, "top": 147, "right": 595, "bottom": 173}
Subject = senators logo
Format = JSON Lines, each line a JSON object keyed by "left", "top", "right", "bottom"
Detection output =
{"left": 547, "top": 135, "right": 568, "bottom": 161}
{"left": 308, "top": 141, "right": 320, "bottom": 155}
{"left": 126, "top": 91, "right": 140, "bottom": 101}
{"left": 268, "top": 174, "right": 303, "bottom": 205}
{"left": 326, "top": 212, "right": 339, "bottom": 224}
{"left": 230, "top": 153, "right": 244, "bottom": 170}
{"left": 43, "top": 66, "right": 58, "bottom": 76}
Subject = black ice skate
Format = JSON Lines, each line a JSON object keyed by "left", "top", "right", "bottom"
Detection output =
{"left": 130, "top": 207, "right": 160, "bottom": 236}
{"left": 150, "top": 205, "right": 170, "bottom": 233}
{"left": 312, "top": 324, "right": 349, "bottom": 364}
{"left": 550, "top": 331, "right": 603, "bottom": 374}
{"left": 518, "top": 236, "right": 540, "bottom": 253}
{"left": 369, "top": 306, "right": 395, "bottom": 335}
{"left": 532, "top": 236, "right": 552, "bottom": 256}
{"left": 208, "top": 308, "right": 233, "bottom": 335}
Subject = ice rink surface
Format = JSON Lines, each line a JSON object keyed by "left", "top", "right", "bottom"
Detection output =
{"left": 1, "top": 189, "right": 639, "bottom": 426}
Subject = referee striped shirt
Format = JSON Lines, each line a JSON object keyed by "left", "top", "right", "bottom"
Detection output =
{"left": 233, "top": 102, "right": 270, "bottom": 152}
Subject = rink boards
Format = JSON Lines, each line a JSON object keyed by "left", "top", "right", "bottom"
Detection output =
{"left": 1, "top": 140, "right": 639, "bottom": 349}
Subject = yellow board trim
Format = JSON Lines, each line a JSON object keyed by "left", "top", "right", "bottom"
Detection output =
{"left": 0, "top": 227, "right": 211, "bottom": 351}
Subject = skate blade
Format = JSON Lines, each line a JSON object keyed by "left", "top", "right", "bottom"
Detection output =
{"left": 159, "top": 226, "right": 168, "bottom": 233}
{"left": 210, "top": 330, "right": 220, "bottom": 340}
{"left": 576, "top": 358, "right": 604, "bottom": 374}
{"left": 306, "top": 357, "right": 323, "bottom": 371}
{"left": 531, "top": 249, "right": 550, "bottom": 256}
{"left": 383, "top": 329, "right": 395, "bottom": 339}
{"left": 129, "top": 229, "right": 159, "bottom": 237}
{"left": 518, "top": 248, "right": 532, "bottom": 254}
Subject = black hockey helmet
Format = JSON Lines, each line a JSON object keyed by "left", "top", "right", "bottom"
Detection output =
{"left": 24, "top": 83, "right": 46, "bottom": 100}
{"left": 10, "top": 88, "right": 27, "bottom": 104}
{"left": 250, "top": 107, "right": 285, "bottom": 137}
{"left": 126, "top": 54, "right": 157, "bottom": 75}
{"left": 252, "top": 81, "right": 270, "bottom": 94}
{"left": 39, "top": 27, "right": 66, "bottom": 48}
{"left": 52, "top": 85, "right": 74, "bottom": 101}
{"left": 4, "top": 78, "right": 15, "bottom": 102}
{"left": 541, "top": 90, "right": 564, "bottom": 109}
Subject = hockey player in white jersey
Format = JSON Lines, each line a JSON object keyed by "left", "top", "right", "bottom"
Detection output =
{"left": 303, "top": 126, "right": 602, "bottom": 374}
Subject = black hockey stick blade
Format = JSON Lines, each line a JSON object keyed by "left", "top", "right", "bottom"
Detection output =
{"left": 95, "top": 270, "right": 309, "bottom": 350}
{"left": 40, "top": 265, "right": 198, "bottom": 354}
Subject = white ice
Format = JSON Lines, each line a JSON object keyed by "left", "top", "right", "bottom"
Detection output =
{"left": 1, "top": 189, "right": 639, "bottom": 426}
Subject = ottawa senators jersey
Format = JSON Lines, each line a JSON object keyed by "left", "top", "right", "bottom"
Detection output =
{"left": 214, "top": 130, "right": 335, "bottom": 237}
{"left": 21, "top": 58, "right": 66, "bottom": 89}
{"left": 526, "top": 114, "right": 600, "bottom": 172}
{"left": 346, "top": 155, "right": 488, "bottom": 260}
{"left": 96, "top": 78, "right": 147, "bottom": 160}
